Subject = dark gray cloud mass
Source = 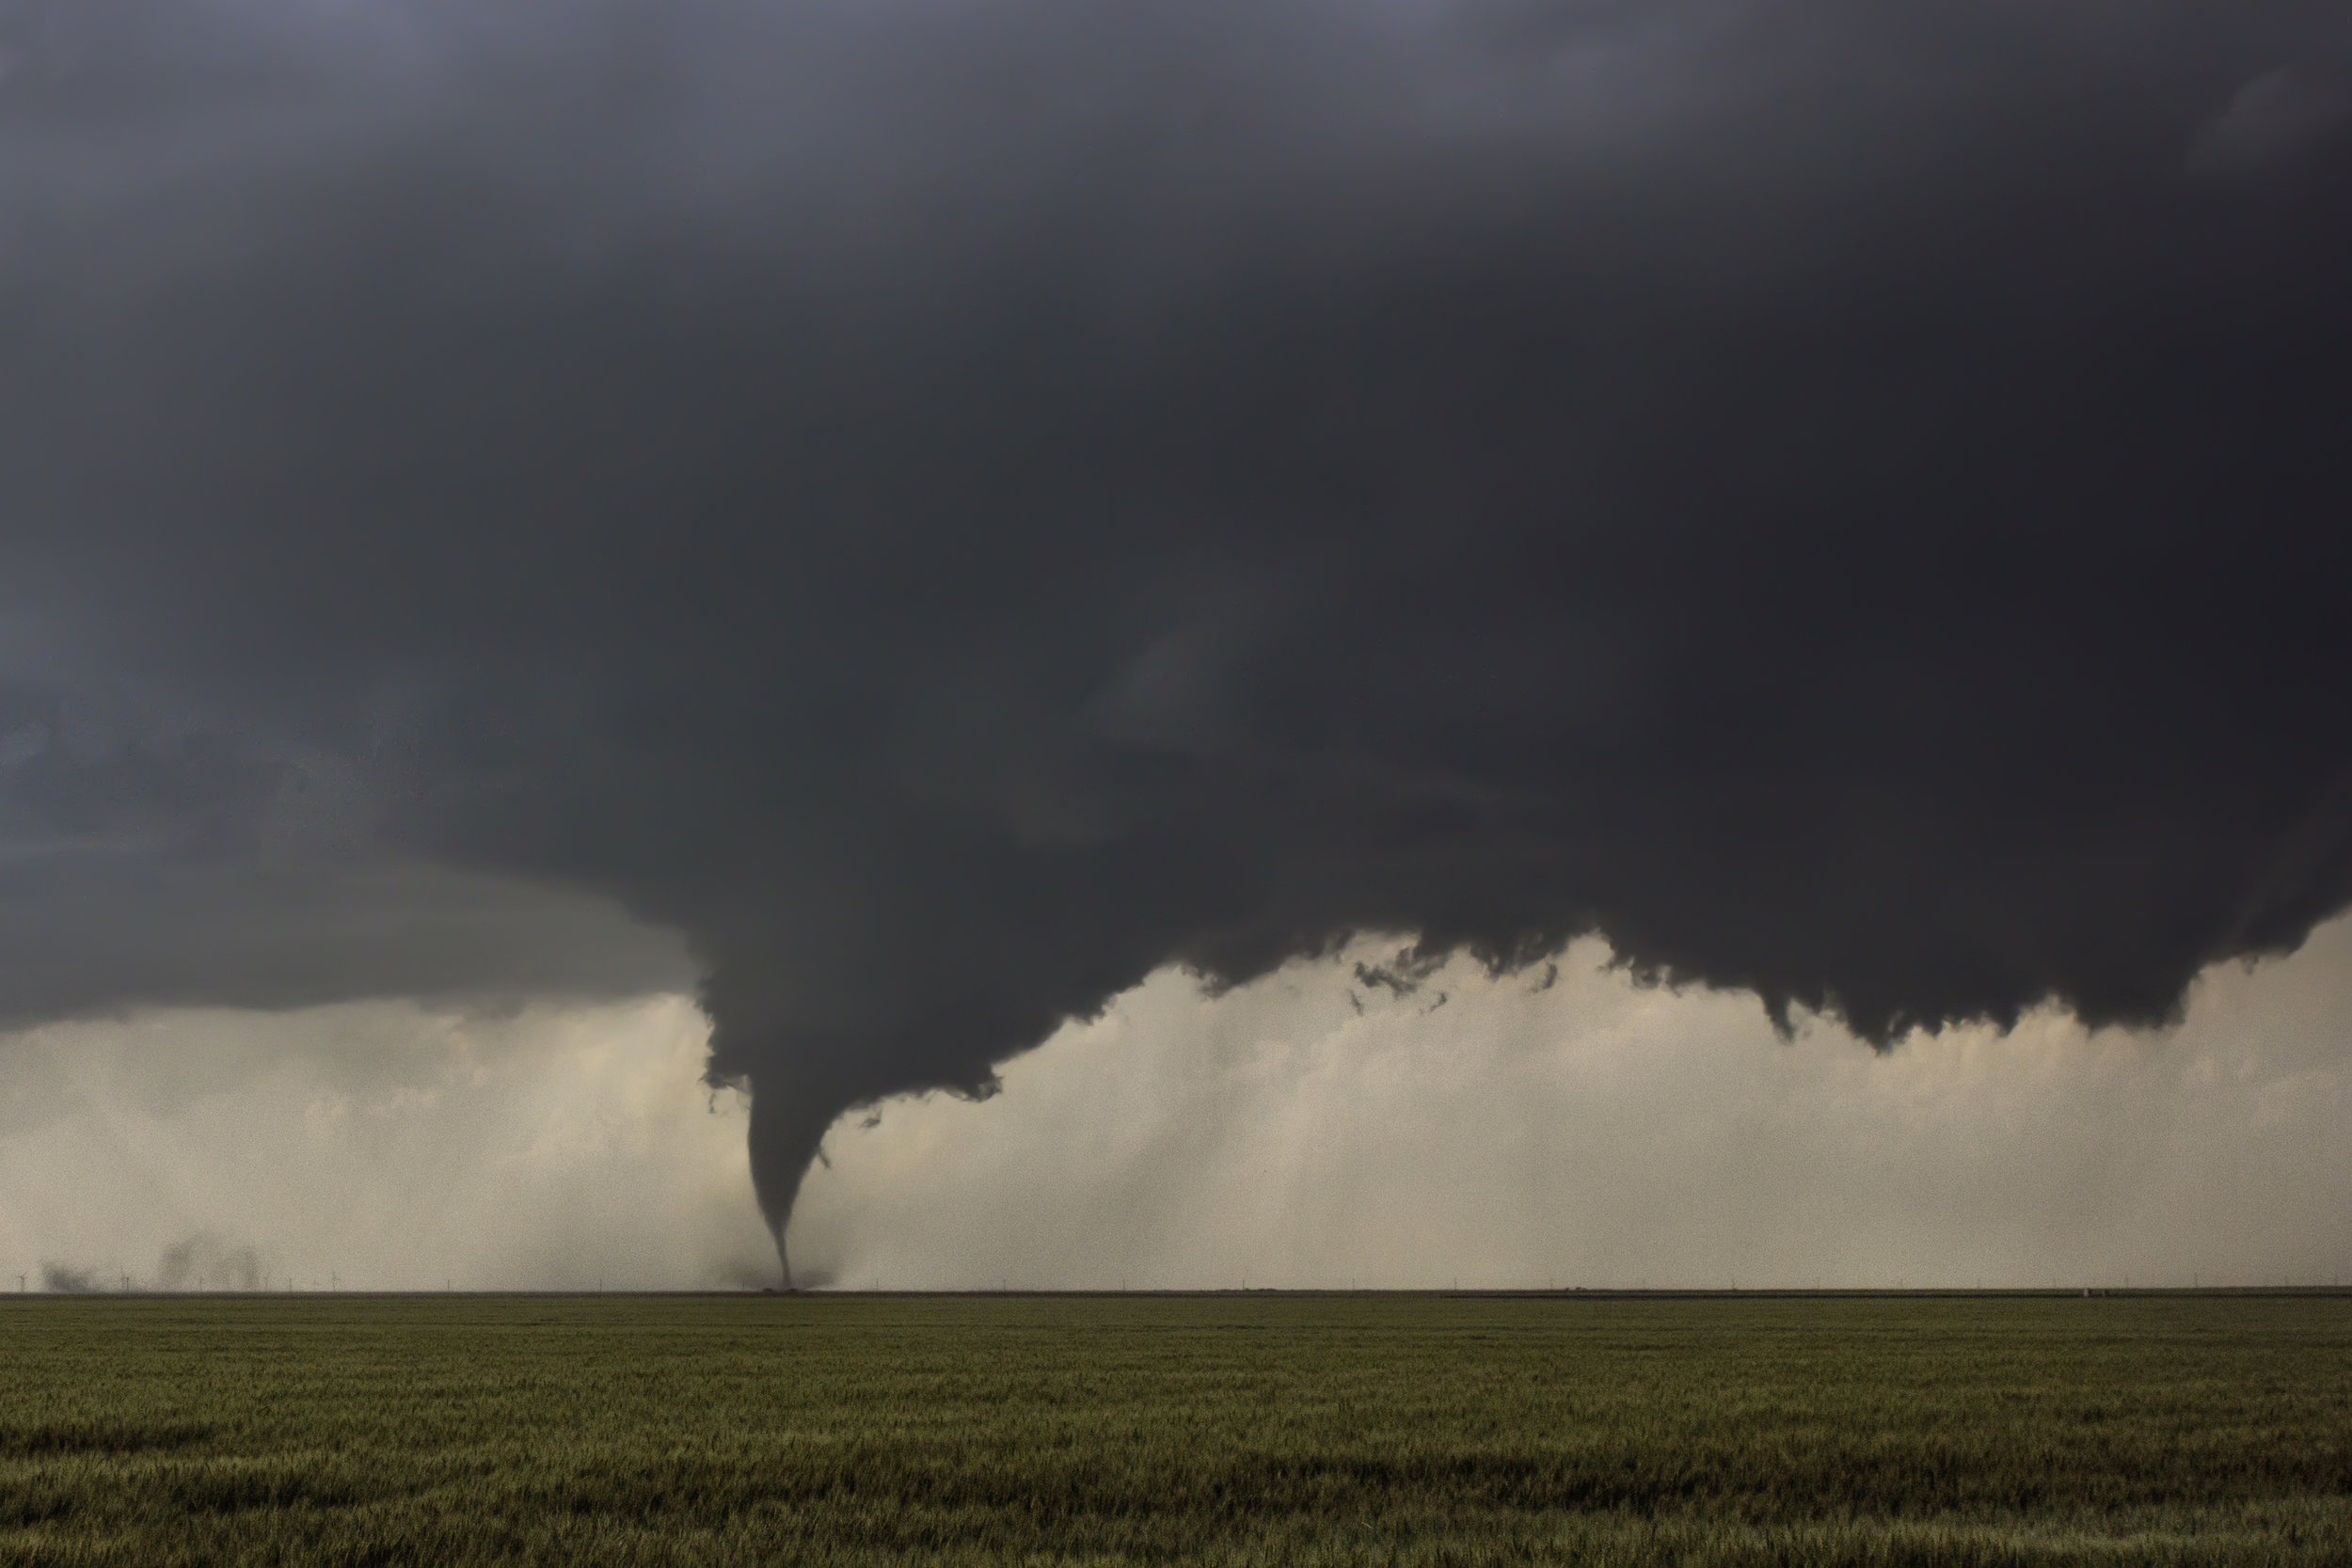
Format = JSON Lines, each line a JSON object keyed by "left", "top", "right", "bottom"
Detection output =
{"left": 2, "top": 0, "right": 2348, "bottom": 1281}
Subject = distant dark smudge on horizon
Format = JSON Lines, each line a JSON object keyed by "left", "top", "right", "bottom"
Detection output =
{"left": 1, "top": 0, "right": 2348, "bottom": 1282}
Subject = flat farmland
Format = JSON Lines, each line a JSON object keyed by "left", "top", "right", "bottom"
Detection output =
{"left": 1, "top": 1291, "right": 2347, "bottom": 1565}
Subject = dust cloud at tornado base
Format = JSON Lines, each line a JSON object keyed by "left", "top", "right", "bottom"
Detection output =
{"left": 9, "top": 918, "right": 2348, "bottom": 1292}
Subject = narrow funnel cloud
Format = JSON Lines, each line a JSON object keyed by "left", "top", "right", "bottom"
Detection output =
{"left": 745, "top": 1069, "right": 834, "bottom": 1290}
{"left": 0, "top": 0, "right": 2348, "bottom": 1278}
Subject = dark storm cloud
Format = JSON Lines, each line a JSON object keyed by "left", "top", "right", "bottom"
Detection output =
{"left": 0, "top": 670, "right": 691, "bottom": 1022}
{"left": 3, "top": 0, "right": 2348, "bottom": 1279}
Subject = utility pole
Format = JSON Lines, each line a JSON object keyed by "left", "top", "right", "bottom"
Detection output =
{"left": 330, "top": 1273, "right": 338, "bottom": 1292}
{"left": 119, "top": 1274, "right": 130, "bottom": 1293}
{"left": 15, "top": 1274, "right": 24, "bottom": 1293}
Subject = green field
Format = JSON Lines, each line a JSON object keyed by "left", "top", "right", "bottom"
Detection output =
{"left": 1, "top": 1292, "right": 2347, "bottom": 1565}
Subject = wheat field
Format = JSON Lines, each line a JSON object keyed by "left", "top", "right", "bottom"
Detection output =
{"left": 1, "top": 1291, "right": 2346, "bottom": 1565}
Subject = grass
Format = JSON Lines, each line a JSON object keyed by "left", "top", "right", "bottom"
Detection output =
{"left": 0, "top": 1291, "right": 2347, "bottom": 1565}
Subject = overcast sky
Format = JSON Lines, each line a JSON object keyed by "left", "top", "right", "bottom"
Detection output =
{"left": 2, "top": 0, "right": 2348, "bottom": 1287}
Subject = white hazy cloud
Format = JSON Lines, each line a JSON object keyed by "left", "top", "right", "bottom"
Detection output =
{"left": 0, "top": 996, "right": 772, "bottom": 1291}
{"left": 5, "top": 917, "right": 2349, "bottom": 1293}
{"left": 789, "top": 916, "right": 2352, "bottom": 1291}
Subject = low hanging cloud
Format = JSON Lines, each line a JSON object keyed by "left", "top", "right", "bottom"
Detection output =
{"left": 11, "top": 918, "right": 2343, "bottom": 1292}
{"left": 0, "top": 0, "right": 2348, "bottom": 1281}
